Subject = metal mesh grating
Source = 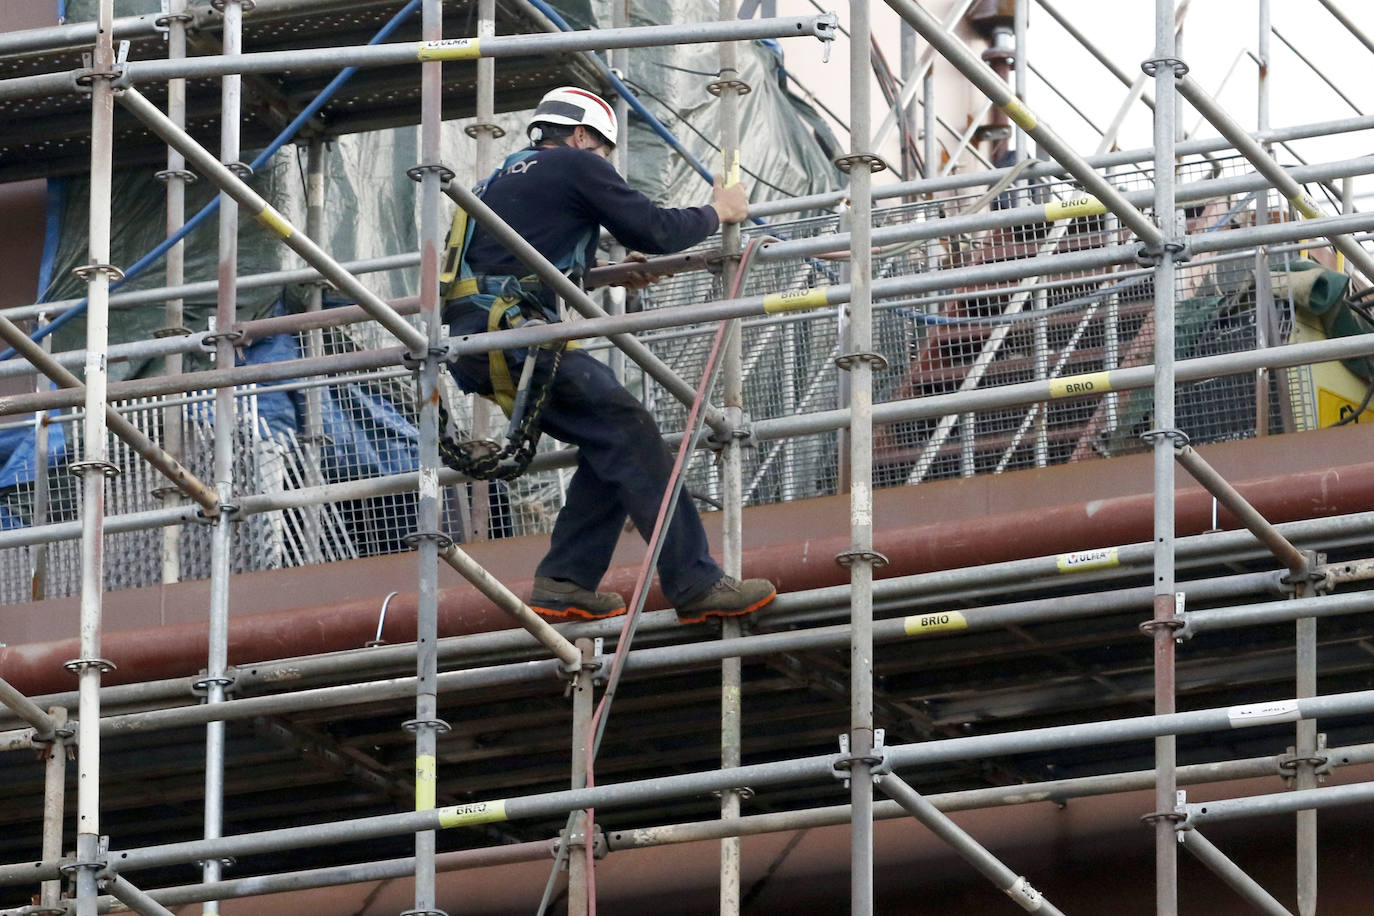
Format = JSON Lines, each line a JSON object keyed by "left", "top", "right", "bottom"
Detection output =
{"left": 0, "top": 152, "right": 1343, "bottom": 602}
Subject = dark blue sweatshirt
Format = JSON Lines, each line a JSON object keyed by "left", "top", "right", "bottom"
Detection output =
{"left": 464, "top": 145, "right": 720, "bottom": 278}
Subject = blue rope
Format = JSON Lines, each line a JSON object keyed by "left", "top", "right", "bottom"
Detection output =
{"left": 1, "top": 0, "right": 424, "bottom": 361}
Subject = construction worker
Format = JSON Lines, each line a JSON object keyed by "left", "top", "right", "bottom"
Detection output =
{"left": 442, "top": 86, "right": 777, "bottom": 624}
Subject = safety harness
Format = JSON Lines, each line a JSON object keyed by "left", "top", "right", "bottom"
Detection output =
{"left": 435, "top": 148, "right": 593, "bottom": 481}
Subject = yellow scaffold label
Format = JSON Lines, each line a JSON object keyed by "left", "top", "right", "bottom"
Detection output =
{"left": 1001, "top": 98, "right": 1038, "bottom": 131}
{"left": 1044, "top": 196, "right": 1106, "bottom": 222}
{"left": 1288, "top": 193, "right": 1321, "bottom": 220}
{"left": 438, "top": 800, "right": 508, "bottom": 828}
{"left": 1056, "top": 546, "right": 1119, "bottom": 573}
{"left": 418, "top": 38, "right": 481, "bottom": 61}
{"left": 723, "top": 149, "right": 741, "bottom": 189}
{"left": 903, "top": 611, "right": 968, "bottom": 636}
{"left": 1049, "top": 371, "right": 1111, "bottom": 399}
{"left": 416, "top": 755, "right": 437, "bottom": 811}
{"left": 763, "top": 288, "right": 829, "bottom": 313}
{"left": 256, "top": 205, "right": 294, "bottom": 240}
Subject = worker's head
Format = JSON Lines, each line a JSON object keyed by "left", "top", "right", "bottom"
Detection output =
{"left": 527, "top": 86, "right": 617, "bottom": 156}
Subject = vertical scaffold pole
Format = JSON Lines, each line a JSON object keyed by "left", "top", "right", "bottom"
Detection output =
{"left": 72, "top": 2, "right": 117, "bottom": 914}
{"left": 38, "top": 706, "right": 68, "bottom": 912}
{"left": 845, "top": 0, "right": 880, "bottom": 912}
{"left": 1013, "top": 0, "right": 1028, "bottom": 169}
{"left": 899, "top": 15, "right": 916, "bottom": 179}
{"left": 609, "top": 0, "right": 630, "bottom": 386}
{"left": 301, "top": 136, "right": 327, "bottom": 563}
{"left": 410, "top": 0, "right": 448, "bottom": 913}
{"left": 568, "top": 638, "right": 595, "bottom": 914}
{"left": 1147, "top": 2, "right": 1182, "bottom": 914}
{"left": 160, "top": 0, "right": 190, "bottom": 585}
{"left": 465, "top": 0, "right": 498, "bottom": 543}
{"left": 716, "top": 3, "right": 745, "bottom": 911}
{"left": 1254, "top": 0, "right": 1273, "bottom": 437}
{"left": 203, "top": 2, "right": 245, "bottom": 912}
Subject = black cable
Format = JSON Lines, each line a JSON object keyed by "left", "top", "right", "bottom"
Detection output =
{"left": 1333, "top": 377, "right": 1374, "bottom": 426}
{"left": 650, "top": 61, "right": 723, "bottom": 78}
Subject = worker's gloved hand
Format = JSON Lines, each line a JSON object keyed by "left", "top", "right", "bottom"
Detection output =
{"left": 613, "top": 251, "right": 657, "bottom": 292}
{"left": 711, "top": 180, "right": 750, "bottom": 225}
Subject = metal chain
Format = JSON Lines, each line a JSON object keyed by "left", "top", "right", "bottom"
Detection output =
{"left": 435, "top": 344, "right": 565, "bottom": 481}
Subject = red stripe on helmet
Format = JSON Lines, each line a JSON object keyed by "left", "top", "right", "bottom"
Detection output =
{"left": 564, "top": 88, "right": 614, "bottom": 123}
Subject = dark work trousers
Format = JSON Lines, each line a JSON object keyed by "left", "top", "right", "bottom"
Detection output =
{"left": 445, "top": 306, "right": 723, "bottom": 605}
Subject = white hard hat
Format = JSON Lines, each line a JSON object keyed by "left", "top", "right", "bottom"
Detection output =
{"left": 528, "top": 86, "right": 618, "bottom": 147}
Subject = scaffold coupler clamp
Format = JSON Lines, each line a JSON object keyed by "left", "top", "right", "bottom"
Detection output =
{"left": 210, "top": 0, "right": 258, "bottom": 15}
{"left": 834, "top": 350, "right": 890, "bottom": 373}
{"left": 58, "top": 834, "right": 110, "bottom": 890}
{"left": 62, "top": 656, "right": 116, "bottom": 677}
{"left": 192, "top": 665, "right": 237, "bottom": 698}
{"left": 1140, "top": 56, "right": 1189, "bottom": 79}
{"left": 1146, "top": 789, "right": 1191, "bottom": 838}
{"left": 402, "top": 716, "right": 452, "bottom": 736}
{"left": 31, "top": 722, "right": 76, "bottom": 761}
{"left": 154, "top": 1, "right": 196, "bottom": 35}
{"left": 1144, "top": 591, "right": 1190, "bottom": 642}
{"left": 1279, "top": 549, "right": 1329, "bottom": 594}
{"left": 560, "top": 637, "right": 605, "bottom": 688}
{"left": 832, "top": 152, "right": 890, "bottom": 176}
{"left": 556, "top": 822, "right": 608, "bottom": 865}
{"left": 831, "top": 729, "right": 889, "bottom": 788}
{"left": 402, "top": 344, "right": 449, "bottom": 373}
{"left": 812, "top": 12, "right": 839, "bottom": 62}
{"left": 1134, "top": 237, "right": 1190, "bottom": 268}
{"left": 1279, "top": 733, "right": 1332, "bottom": 787}
{"left": 1139, "top": 427, "right": 1188, "bottom": 449}
{"left": 706, "top": 66, "right": 752, "bottom": 98}
{"left": 406, "top": 162, "right": 457, "bottom": 186}
{"left": 75, "top": 41, "right": 130, "bottom": 94}
{"left": 707, "top": 407, "right": 753, "bottom": 451}
{"left": 18, "top": 903, "right": 68, "bottom": 915}
{"left": 67, "top": 458, "right": 121, "bottom": 481}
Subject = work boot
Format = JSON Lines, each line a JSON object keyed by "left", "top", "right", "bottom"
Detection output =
{"left": 675, "top": 576, "right": 777, "bottom": 625}
{"left": 529, "top": 576, "right": 627, "bottom": 620}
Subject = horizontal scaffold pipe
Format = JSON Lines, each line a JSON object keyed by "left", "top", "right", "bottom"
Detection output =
{"left": 45, "top": 741, "right": 1371, "bottom": 914}
{"left": 117, "top": 87, "right": 430, "bottom": 353}
{"left": 747, "top": 114, "right": 1374, "bottom": 218}
{"left": 3, "top": 513, "right": 1371, "bottom": 745}
{"left": 0, "top": 346, "right": 405, "bottom": 417}
{"left": 2, "top": 205, "right": 1369, "bottom": 419}
{"left": 883, "top": 0, "right": 1162, "bottom": 247}
{"left": 752, "top": 317, "right": 1374, "bottom": 442}
{"left": 0, "top": 296, "right": 422, "bottom": 385}
{"left": 1176, "top": 72, "right": 1374, "bottom": 281}
{"left": 0, "top": 15, "right": 837, "bottom": 102}
{"left": 3, "top": 689, "right": 1373, "bottom": 885}
{"left": 1183, "top": 591, "right": 1374, "bottom": 637}
{"left": 0, "top": 314, "right": 221, "bottom": 514}
{"left": 1, "top": 549, "right": 1360, "bottom": 745}
{"left": 2, "top": 568, "right": 1284, "bottom": 734}
{"left": 0, "top": 253, "right": 420, "bottom": 325}
{"left": 756, "top": 156, "right": 1374, "bottom": 262}
{"left": 1183, "top": 780, "right": 1374, "bottom": 827}
{"left": 611, "top": 741, "right": 1374, "bottom": 850}
{"left": 0, "top": 0, "right": 377, "bottom": 57}
{"left": 0, "top": 372, "right": 1371, "bottom": 563}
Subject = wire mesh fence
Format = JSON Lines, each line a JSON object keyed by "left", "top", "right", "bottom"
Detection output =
{"left": 0, "top": 150, "right": 1349, "bottom": 603}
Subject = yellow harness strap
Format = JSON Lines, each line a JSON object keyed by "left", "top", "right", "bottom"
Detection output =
{"left": 486, "top": 302, "right": 519, "bottom": 416}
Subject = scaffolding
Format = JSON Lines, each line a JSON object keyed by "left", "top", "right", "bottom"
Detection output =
{"left": 1, "top": 1, "right": 1374, "bottom": 914}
